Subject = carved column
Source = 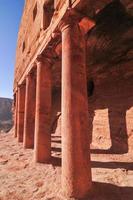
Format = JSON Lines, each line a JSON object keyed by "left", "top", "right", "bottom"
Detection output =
{"left": 23, "top": 71, "right": 36, "bottom": 148}
{"left": 17, "top": 84, "right": 26, "bottom": 142}
{"left": 34, "top": 55, "right": 52, "bottom": 163}
{"left": 60, "top": 17, "right": 92, "bottom": 198}
{"left": 14, "top": 91, "right": 18, "bottom": 137}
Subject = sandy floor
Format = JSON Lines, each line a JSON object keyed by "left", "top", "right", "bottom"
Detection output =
{"left": 0, "top": 130, "right": 133, "bottom": 200}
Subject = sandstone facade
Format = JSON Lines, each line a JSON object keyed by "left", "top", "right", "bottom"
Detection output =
{"left": 14, "top": 0, "right": 133, "bottom": 199}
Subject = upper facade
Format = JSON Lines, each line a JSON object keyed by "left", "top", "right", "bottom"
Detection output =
{"left": 14, "top": 0, "right": 132, "bottom": 90}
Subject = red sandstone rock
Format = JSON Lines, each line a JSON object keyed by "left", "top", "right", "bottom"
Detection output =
{"left": 17, "top": 84, "right": 26, "bottom": 143}
{"left": 34, "top": 56, "right": 52, "bottom": 163}
{"left": 13, "top": 0, "right": 133, "bottom": 199}
{"left": 23, "top": 72, "right": 36, "bottom": 149}
{"left": 60, "top": 17, "right": 92, "bottom": 198}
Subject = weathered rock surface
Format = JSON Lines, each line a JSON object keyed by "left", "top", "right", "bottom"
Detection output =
{"left": 87, "top": 0, "right": 133, "bottom": 66}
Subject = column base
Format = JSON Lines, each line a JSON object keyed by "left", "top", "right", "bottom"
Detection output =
{"left": 34, "top": 144, "right": 51, "bottom": 163}
{"left": 61, "top": 182, "right": 92, "bottom": 200}
{"left": 34, "top": 155, "right": 51, "bottom": 164}
{"left": 23, "top": 144, "right": 34, "bottom": 149}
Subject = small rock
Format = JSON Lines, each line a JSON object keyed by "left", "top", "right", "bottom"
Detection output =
{"left": 23, "top": 163, "right": 29, "bottom": 168}
{"left": 0, "top": 159, "right": 8, "bottom": 165}
{"left": 19, "top": 153, "right": 24, "bottom": 157}
{"left": 33, "top": 188, "right": 39, "bottom": 193}
{"left": 35, "top": 181, "right": 44, "bottom": 187}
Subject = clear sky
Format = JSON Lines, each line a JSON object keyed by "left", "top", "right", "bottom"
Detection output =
{"left": 0, "top": 0, "right": 24, "bottom": 99}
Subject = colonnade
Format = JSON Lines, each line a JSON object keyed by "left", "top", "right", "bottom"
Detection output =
{"left": 14, "top": 15, "right": 92, "bottom": 199}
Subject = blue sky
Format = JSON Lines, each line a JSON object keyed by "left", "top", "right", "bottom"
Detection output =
{"left": 0, "top": 0, "right": 24, "bottom": 98}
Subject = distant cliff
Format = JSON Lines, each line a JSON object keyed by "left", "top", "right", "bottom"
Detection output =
{"left": 0, "top": 98, "right": 13, "bottom": 132}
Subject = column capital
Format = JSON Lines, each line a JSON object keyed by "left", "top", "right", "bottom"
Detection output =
{"left": 18, "top": 80, "right": 26, "bottom": 90}
{"left": 14, "top": 87, "right": 18, "bottom": 93}
{"left": 79, "top": 17, "right": 95, "bottom": 35}
{"left": 58, "top": 9, "right": 81, "bottom": 32}
{"left": 25, "top": 73, "right": 32, "bottom": 82}
{"left": 18, "top": 83, "right": 26, "bottom": 89}
{"left": 26, "top": 71, "right": 36, "bottom": 82}
{"left": 14, "top": 82, "right": 19, "bottom": 93}
{"left": 35, "top": 53, "right": 53, "bottom": 66}
{"left": 31, "top": 62, "right": 37, "bottom": 69}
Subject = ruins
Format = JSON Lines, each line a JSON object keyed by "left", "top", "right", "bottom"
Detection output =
{"left": 14, "top": 0, "right": 133, "bottom": 199}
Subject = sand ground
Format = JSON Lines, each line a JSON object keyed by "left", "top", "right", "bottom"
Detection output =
{"left": 0, "top": 130, "right": 133, "bottom": 200}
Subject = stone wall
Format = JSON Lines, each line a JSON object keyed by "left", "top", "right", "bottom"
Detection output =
{"left": 50, "top": 0, "right": 133, "bottom": 154}
{"left": 88, "top": 63, "right": 133, "bottom": 153}
{"left": 51, "top": 60, "right": 133, "bottom": 154}
{"left": 14, "top": 0, "right": 54, "bottom": 86}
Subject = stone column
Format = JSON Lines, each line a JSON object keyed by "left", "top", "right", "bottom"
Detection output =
{"left": 60, "top": 17, "right": 92, "bottom": 198}
{"left": 34, "top": 55, "right": 52, "bottom": 163}
{"left": 14, "top": 91, "right": 18, "bottom": 138}
{"left": 23, "top": 72, "right": 36, "bottom": 148}
{"left": 17, "top": 84, "right": 26, "bottom": 142}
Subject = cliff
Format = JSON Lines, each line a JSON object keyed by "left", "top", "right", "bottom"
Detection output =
{"left": 0, "top": 98, "right": 13, "bottom": 132}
